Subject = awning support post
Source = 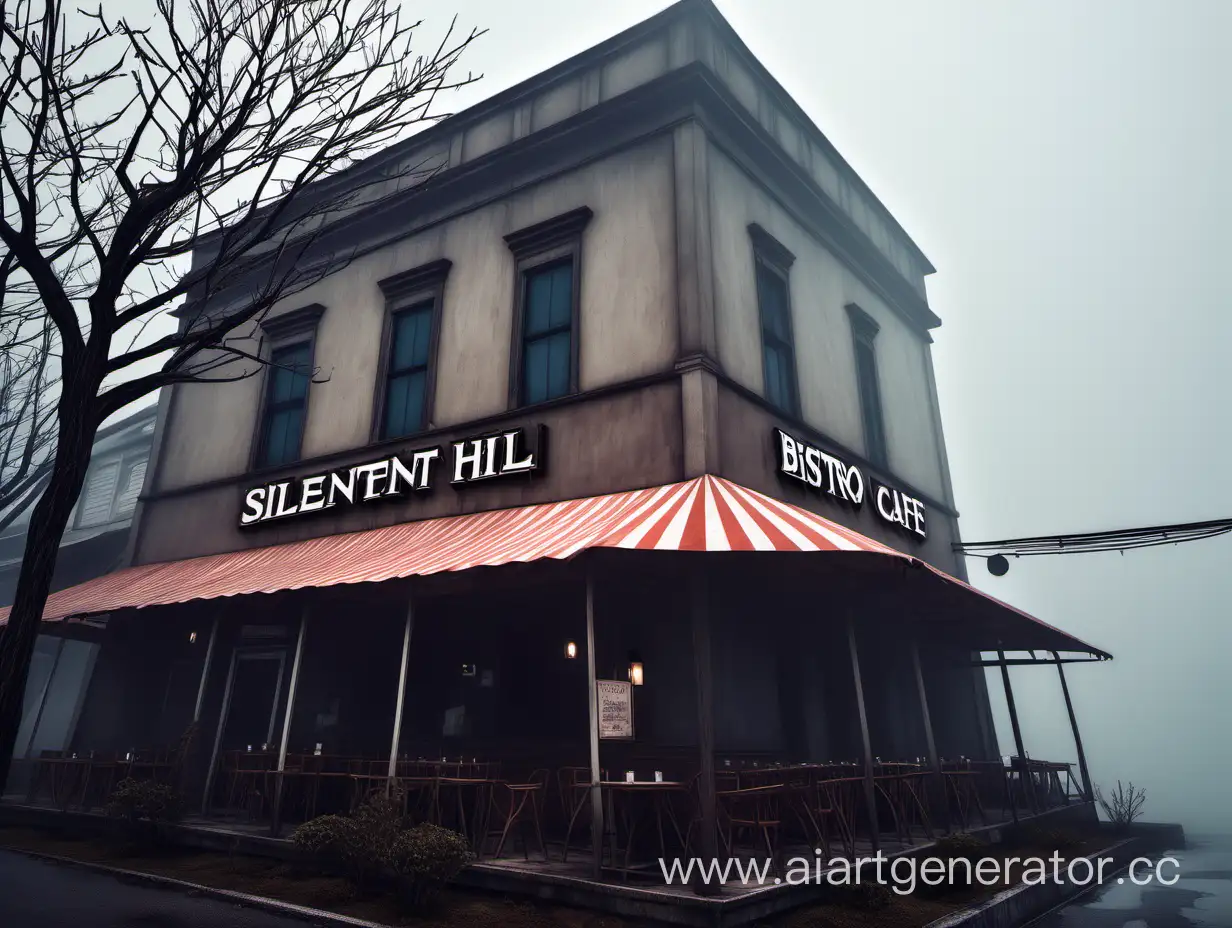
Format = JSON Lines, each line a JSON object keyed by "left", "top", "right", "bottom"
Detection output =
{"left": 847, "top": 616, "right": 880, "bottom": 853}
{"left": 690, "top": 563, "right": 719, "bottom": 895}
{"left": 386, "top": 595, "right": 415, "bottom": 795}
{"left": 997, "top": 649, "right": 1033, "bottom": 820}
{"left": 910, "top": 639, "right": 945, "bottom": 836}
{"left": 584, "top": 567, "right": 604, "bottom": 879}
{"left": 1052, "top": 650, "right": 1094, "bottom": 802}
{"left": 271, "top": 608, "right": 308, "bottom": 837}
{"left": 192, "top": 617, "right": 219, "bottom": 723}
{"left": 201, "top": 649, "right": 239, "bottom": 814}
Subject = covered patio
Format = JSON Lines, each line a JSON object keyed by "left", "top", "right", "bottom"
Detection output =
{"left": 3, "top": 474, "right": 1108, "bottom": 890}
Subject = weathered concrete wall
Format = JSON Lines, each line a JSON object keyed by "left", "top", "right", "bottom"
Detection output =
{"left": 154, "top": 137, "right": 678, "bottom": 497}
{"left": 135, "top": 381, "right": 683, "bottom": 564}
{"left": 708, "top": 144, "right": 953, "bottom": 509}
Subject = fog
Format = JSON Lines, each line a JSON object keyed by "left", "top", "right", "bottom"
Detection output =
{"left": 86, "top": 0, "right": 1231, "bottom": 833}
{"left": 431, "top": 0, "right": 1231, "bottom": 832}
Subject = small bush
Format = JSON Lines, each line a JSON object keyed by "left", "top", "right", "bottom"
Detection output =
{"left": 1096, "top": 781, "right": 1146, "bottom": 831}
{"left": 830, "top": 879, "right": 893, "bottom": 910}
{"left": 934, "top": 832, "right": 983, "bottom": 856}
{"left": 105, "top": 779, "right": 183, "bottom": 849}
{"left": 384, "top": 823, "right": 474, "bottom": 911}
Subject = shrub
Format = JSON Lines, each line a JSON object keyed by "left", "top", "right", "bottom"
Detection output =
{"left": 934, "top": 832, "right": 983, "bottom": 856}
{"left": 384, "top": 823, "right": 474, "bottom": 911}
{"left": 105, "top": 779, "right": 183, "bottom": 849}
{"left": 830, "top": 879, "right": 892, "bottom": 910}
{"left": 1095, "top": 781, "right": 1146, "bottom": 831}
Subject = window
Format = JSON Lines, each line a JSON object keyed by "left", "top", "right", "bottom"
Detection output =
{"left": 505, "top": 207, "right": 592, "bottom": 408}
{"left": 847, "top": 303, "right": 888, "bottom": 468}
{"left": 258, "top": 342, "right": 312, "bottom": 468}
{"left": 74, "top": 451, "right": 148, "bottom": 527}
{"left": 252, "top": 303, "right": 324, "bottom": 470}
{"left": 520, "top": 261, "right": 574, "bottom": 405}
{"left": 749, "top": 224, "right": 799, "bottom": 416}
{"left": 374, "top": 259, "right": 449, "bottom": 440}
{"left": 76, "top": 460, "right": 121, "bottom": 527}
{"left": 381, "top": 303, "right": 434, "bottom": 438}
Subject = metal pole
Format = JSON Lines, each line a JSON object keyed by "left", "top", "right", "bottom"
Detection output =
{"left": 202, "top": 649, "right": 239, "bottom": 814}
{"left": 192, "top": 618, "right": 219, "bottom": 723}
{"left": 386, "top": 595, "right": 415, "bottom": 792}
{"left": 997, "top": 650, "right": 1032, "bottom": 820}
{"left": 1052, "top": 651, "right": 1094, "bottom": 802}
{"left": 910, "top": 640, "right": 945, "bottom": 836}
{"left": 847, "top": 616, "right": 881, "bottom": 854}
{"left": 271, "top": 609, "right": 309, "bottom": 836}
{"left": 584, "top": 567, "right": 604, "bottom": 879}
{"left": 690, "top": 564, "right": 719, "bottom": 895}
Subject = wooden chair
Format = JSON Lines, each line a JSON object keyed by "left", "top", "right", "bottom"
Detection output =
{"left": 486, "top": 769, "right": 549, "bottom": 861}
{"left": 716, "top": 783, "right": 784, "bottom": 874}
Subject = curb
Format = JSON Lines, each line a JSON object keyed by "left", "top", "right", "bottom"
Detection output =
{"left": 0, "top": 844, "right": 395, "bottom": 928}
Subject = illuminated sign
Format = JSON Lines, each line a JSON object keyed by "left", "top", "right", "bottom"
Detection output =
{"left": 773, "top": 427, "right": 926, "bottom": 539}
{"left": 240, "top": 426, "right": 543, "bottom": 528}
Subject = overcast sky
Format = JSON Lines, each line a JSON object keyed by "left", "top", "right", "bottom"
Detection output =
{"left": 423, "top": 0, "right": 1231, "bottom": 831}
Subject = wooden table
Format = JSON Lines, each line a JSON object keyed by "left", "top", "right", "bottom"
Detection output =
{"left": 600, "top": 780, "right": 689, "bottom": 879}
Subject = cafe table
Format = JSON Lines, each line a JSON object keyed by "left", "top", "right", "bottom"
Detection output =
{"left": 599, "top": 780, "right": 689, "bottom": 879}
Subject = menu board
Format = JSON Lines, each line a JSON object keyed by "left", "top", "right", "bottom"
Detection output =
{"left": 597, "top": 680, "right": 634, "bottom": 740}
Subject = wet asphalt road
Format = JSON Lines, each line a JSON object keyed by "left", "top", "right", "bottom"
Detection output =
{"left": 0, "top": 850, "right": 316, "bottom": 928}
{"left": 1032, "top": 835, "right": 1232, "bottom": 928}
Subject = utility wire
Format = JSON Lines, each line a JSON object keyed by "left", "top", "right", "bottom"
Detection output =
{"left": 954, "top": 517, "right": 1232, "bottom": 559}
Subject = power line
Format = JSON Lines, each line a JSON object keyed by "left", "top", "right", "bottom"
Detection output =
{"left": 954, "top": 516, "right": 1232, "bottom": 569}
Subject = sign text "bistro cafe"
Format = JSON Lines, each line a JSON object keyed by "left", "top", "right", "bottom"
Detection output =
{"left": 774, "top": 428, "right": 926, "bottom": 539}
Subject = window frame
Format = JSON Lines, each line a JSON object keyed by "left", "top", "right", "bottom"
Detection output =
{"left": 504, "top": 206, "right": 593, "bottom": 409}
{"left": 370, "top": 259, "right": 451, "bottom": 442}
{"left": 846, "top": 302, "right": 889, "bottom": 469}
{"left": 249, "top": 303, "right": 325, "bottom": 472}
{"left": 748, "top": 223, "right": 801, "bottom": 418}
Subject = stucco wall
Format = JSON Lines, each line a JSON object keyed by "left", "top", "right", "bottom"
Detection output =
{"left": 135, "top": 382, "right": 684, "bottom": 564}
{"left": 708, "top": 144, "right": 951, "bottom": 507}
{"left": 154, "top": 137, "right": 678, "bottom": 495}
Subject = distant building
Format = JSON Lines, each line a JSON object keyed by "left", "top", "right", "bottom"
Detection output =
{"left": 3, "top": 403, "right": 157, "bottom": 778}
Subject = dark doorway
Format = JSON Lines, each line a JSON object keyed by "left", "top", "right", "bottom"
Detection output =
{"left": 218, "top": 650, "right": 286, "bottom": 752}
{"left": 158, "top": 658, "right": 200, "bottom": 744}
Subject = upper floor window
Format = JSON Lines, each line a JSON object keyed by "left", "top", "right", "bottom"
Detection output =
{"left": 374, "top": 259, "right": 450, "bottom": 440}
{"left": 254, "top": 303, "right": 324, "bottom": 470}
{"left": 846, "top": 303, "right": 888, "bottom": 468}
{"left": 75, "top": 451, "right": 148, "bottom": 527}
{"left": 520, "top": 261, "right": 574, "bottom": 405}
{"left": 749, "top": 224, "right": 799, "bottom": 416}
{"left": 505, "top": 207, "right": 592, "bottom": 408}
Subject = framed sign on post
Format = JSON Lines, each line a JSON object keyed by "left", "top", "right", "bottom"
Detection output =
{"left": 597, "top": 680, "right": 634, "bottom": 740}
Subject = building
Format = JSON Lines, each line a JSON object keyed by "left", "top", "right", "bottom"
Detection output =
{"left": 5, "top": 0, "right": 1105, "bottom": 906}
{"left": 2, "top": 404, "right": 157, "bottom": 785}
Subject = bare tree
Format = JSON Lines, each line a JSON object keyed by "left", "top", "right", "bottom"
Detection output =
{"left": 0, "top": 0, "right": 482, "bottom": 779}
{"left": 0, "top": 254, "right": 59, "bottom": 535}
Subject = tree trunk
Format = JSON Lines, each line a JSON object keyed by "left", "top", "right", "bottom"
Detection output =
{"left": 0, "top": 383, "right": 100, "bottom": 787}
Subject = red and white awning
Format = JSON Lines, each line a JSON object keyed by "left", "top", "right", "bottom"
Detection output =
{"left": 0, "top": 474, "right": 1108, "bottom": 657}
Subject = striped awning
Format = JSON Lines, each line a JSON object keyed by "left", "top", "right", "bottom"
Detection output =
{"left": 0, "top": 474, "right": 1108, "bottom": 657}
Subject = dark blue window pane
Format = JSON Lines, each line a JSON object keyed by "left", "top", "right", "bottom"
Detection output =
{"left": 264, "top": 408, "right": 303, "bottom": 467}
{"left": 523, "top": 331, "right": 571, "bottom": 405}
{"left": 383, "top": 370, "right": 427, "bottom": 439}
{"left": 757, "top": 265, "right": 790, "bottom": 340}
{"left": 270, "top": 344, "right": 310, "bottom": 403}
{"left": 524, "top": 263, "right": 573, "bottom": 337}
{"left": 391, "top": 304, "right": 432, "bottom": 372}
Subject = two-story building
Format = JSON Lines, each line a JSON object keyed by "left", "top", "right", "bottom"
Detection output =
{"left": 8, "top": 0, "right": 1106, "bottom": 882}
